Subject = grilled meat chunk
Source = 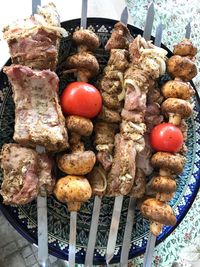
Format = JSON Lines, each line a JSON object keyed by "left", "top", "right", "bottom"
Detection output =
{"left": 106, "top": 134, "right": 136, "bottom": 196}
{"left": 105, "top": 22, "right": 133, "bottom": 51}
{"left": 4, "top": 65, "right": 68, "bottom": 152}
{"left": 129, "top": 35, "right": 167, "bottom": 78}
{"left": 94, "top": 122, "right": 118, "bottom": 170}
{"left": 124, "top": 86, "right": 147, "bottom": 111}
{"left": 101, "top": 92, "right": 121, "bottom": 110}
{"left": 98, "top": 105, "right": 121, "bottom": 123}
{"left": 121, "top": 109, "right": 144, "bottom": 122}
{"left": 107, "top": 49, "right": 129, "bottom": 71}
{"left": 129, "top": 168, "right": 146, "bottom": 198}
{"left": 0, "top": 144, "right": 54, "bottom": 205}
{"left": 3, "top": 3, "right": 67, "bottom": 70}
{"left": 38, "top": 154, "right": 55, "bottom": 195}
{"left": 94, "top": 122, "right": 118, "bottom": 146}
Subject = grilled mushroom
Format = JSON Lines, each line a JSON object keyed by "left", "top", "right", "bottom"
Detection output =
{"left": 167, "top": 55, "right": 197, "bottom": 81}
{"left": 54, "top": 175, "right": 92, "bottom": 211}
{"left": 57, "top": 116, "right": 96, "bottom": 175}
{"left": 66, "top": 52, "right": 99, "bottom": 81}
{"left": 161, "top": 98, "right": 192, "bottom": 125}
{"left": 173, "top": 39, "right": 197, "bottom": 57}
{"left": 73, "top": 29, "right": 100, "bottom": 52}
{"left": 161, "top": 78, "right": 194, "bottom": 100}
{"left": 66, "top": 115, "right": 93, "bottom": 136}
{"left": 151, "top": 152, "right": 185, "bottom": 175}
{"left": 150, "top": 176, "right": 177, "bottom": 193}
{"left": 140, "top": 198, "right": 177, "bottom": 226}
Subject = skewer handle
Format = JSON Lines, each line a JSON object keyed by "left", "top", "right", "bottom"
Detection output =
{"left": 37, "top": 192, "right": 48, "bottom": 267}
{"left": 106, "top": 195, "right": 123, "bottom": 265}
{"left": 120, "top": 198, "right": 136, "bottom": 266}
{"left": 85, "top": 196, "right": 102, "bottom": 267}
{"left": 143, "top": 233, "right": 156, "bottom": 267}
{"left": 69, "top": 211, "right": 77, "bottom": 267}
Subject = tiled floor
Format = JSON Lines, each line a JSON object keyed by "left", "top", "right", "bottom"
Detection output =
{"left": 0, "top": 211, "right": 67, "bottom": 267}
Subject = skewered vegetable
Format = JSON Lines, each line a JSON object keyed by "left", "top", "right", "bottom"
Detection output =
{"left": 141, "top": 38, "right": 197, "bottom": 235}
{"left": 167, "top": 55, "right": 197, "bottom": 81}
{"left": 161, "top": 78, "right": 194, "bottom": 100}
{"left": 61, "top": 82, "right": 102, "bottom": 118}
{"left": 161, "top": 98, "right": 192, "bottom": 125}
{"left": 54, "top": 175, "right": 92, "bottom": 211}
{"left": 150, "top": 123, "right": 184, "bottom": 152}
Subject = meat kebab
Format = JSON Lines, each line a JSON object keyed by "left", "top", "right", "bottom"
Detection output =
{"left": 1, "top": 3, "right": 67, "bottom": 201}
{"left": 0, "top": 143, "right": 54, "bottom": 205}
{"left": 3, "top": 2, "right": 67, "bottom": 71}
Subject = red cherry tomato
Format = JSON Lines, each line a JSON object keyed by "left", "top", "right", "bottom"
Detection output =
{"left": 150, "top": 123, "right": 184, "bottom": 153}
{"left": 60, "top": 82, "right": 102, "bottom": 118}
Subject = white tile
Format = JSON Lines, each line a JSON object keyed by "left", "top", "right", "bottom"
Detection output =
{"left": 2, "top": 241, "right": 18, "bottom": 257}
{"left": 24, "top": 254, "right": 36, "bottom": 266}
{"left": 21, "top": 245, "right": 33, "bottom": 258}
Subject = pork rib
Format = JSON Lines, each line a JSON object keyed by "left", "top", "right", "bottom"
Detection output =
{"left": 0, "top": 143, "right": 55, "bottom": 205}
{"left": 4, "top": 65, "right": 68, "bottom": 152}
{"left": 3, "top": 3, "right": 67, "bottom": 70}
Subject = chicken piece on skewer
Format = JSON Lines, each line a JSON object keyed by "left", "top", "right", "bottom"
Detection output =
{"left": 94, "top": 49, "right": 129, "bottom": 173}
{"left": 0, "top": 143, "right": 55, "bottom": 205}
{"left": 3, "top": 2, "right": 67, "bottom": 70}
{"left": 129, "top": 35, "right": 167, "bottom": 78}
{"left": 105, "top": 22, "right": 133, "bottom": 51}
{"left": 66, "top": 29, "right": 100, "bottom": 81}
{"left": 106, "top": 35, "right": 168, "bottom": 197}
{"left": 94, "top": 122, "right": 118, "bottom": 171}
{"left": 106, "top": 134, "right": 137, "bottom": 196}
{"left": 4, "top": 65, "right": 68, "bottom": 152}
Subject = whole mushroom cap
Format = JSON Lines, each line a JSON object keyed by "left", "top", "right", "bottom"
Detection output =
{"left": 140, "top": 198, "right": 177, "bottom": 226}
{"left": 54, "top": 175, "right": 92, "bottom": 211}
{"left": 66, "top": 115, "right": 93, "bottom": 136}
{"left": 150, "top": 176, "right": 177, "bottom": 193}
{"left": 173, "top": 39, "right": 197, "bottom": 57}
{"left": 66, "top": 52, "right": 99, "bottom": 81}
{"left": 167, "top": 55, "right": 197, "bottom": 81}
{"left": 151, "top": 151, "right": 185, "bottom": 174}
{"left": 161, "top": 98, "right": 192, "bottom": 119}
{"left": 161, "top": 79, "right": 194, "bottom": 100}
{"left": 73, "top": 29, "right": 100, "bottom": 51}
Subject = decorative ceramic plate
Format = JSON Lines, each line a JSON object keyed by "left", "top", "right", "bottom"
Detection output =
{"left": 0, "top": 18, "right": 200, "bottom": 265}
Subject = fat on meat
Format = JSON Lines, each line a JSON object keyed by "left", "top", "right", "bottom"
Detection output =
{"left": 0, "top": 143, "right": 54, "bottom": 205}
{"left": 4, "top": 65, "right": 68, "bottom": 152}
{"left": 3, "top": 3, "right": 67, "bottom": 70}
{"left": 106, "top": 134, "right": 136, "bottom": 196}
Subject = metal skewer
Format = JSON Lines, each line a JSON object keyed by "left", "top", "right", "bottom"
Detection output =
{"left": 105, "top": 7, "right": 129, "bottom": 266}
{"left": 32, "top": 1, "right": 49, "bottom": 266}
{"left": 68, "top": 1, "right": 88, "bottom": 266}
{"left": 142, "top": 24, "right": 163, "bottom": 267}
{"left": 143, "top": 22, "right": 191, "bottom": 267}
{"left": 120, "top": 3, "right": 155, "bottom": 266}
{"left": 85, "top": 8, "right": 129, "bottom": 267}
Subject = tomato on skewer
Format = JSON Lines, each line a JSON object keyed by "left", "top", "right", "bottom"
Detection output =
{"left": 60, "top": 82, "right": 102, "bottom": 118}
{"left": 150, "top": 123, "right": 184, "bottom": 153}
